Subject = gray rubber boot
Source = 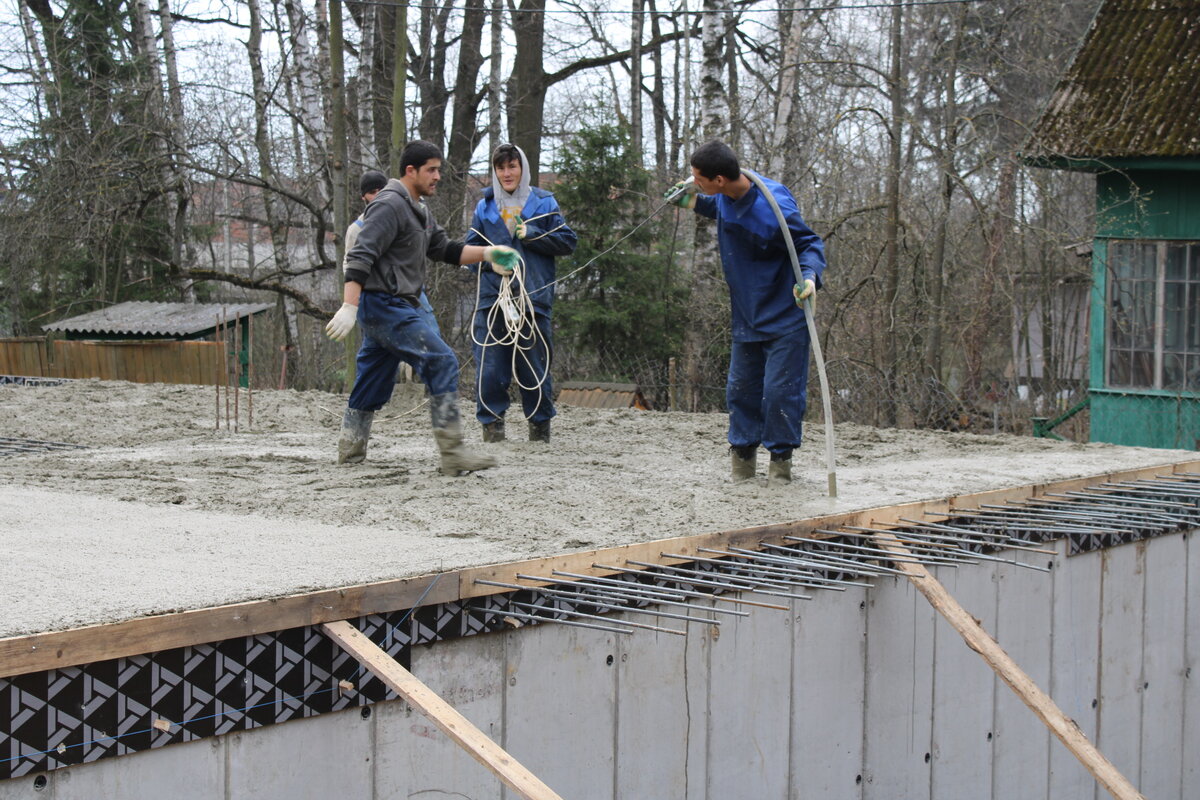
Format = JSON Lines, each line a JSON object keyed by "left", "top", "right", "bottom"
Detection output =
{"left": 731, "top": 446, "right": 756, "bottom": 482}
{"left": 482, "top": 419, "right": 506, "bottom": 443}
{"left": 431, "top": 393, "right": 497, "bottom": 475}
{"left": 337, "top": 408, "right": 374, "bottom": 464}
{"left": 528, "top": 420, "right": 551, "bottom": 443}
{"left": 768, "top": 456, "right": 792, "bottom": 485}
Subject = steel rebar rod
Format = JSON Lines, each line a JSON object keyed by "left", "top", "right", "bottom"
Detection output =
{"left": 473, "top": 580, "right": 723, "bottom": 626}
{"left": 875, "top": 529, "right": 1051, "bottom": 572}
{"left": 517, "top": 573, "right": 691, "bottom": 604}
{"left": 536, "top": 569, "right": 790, "bottom": 610}
{"left": 588, "top": 565, "right": 763, "bottom": 613}
{"left": 1020, "top": 498, "right": 1183, "bottom": 527}
{"left": 505, "top": 601, "right": 685, "bottom": 636}
{"left": 948, "top": 507, "right": 1133, "bottom": 534}
{"left": 767, "top": 543, "right": 915, "bottom": 577}
{"left": 893, "top": 520, "right": 1059, "bottom": 555}
{"left": 619, "top": 562, "right": 814, "bottom": 601}
{"left": 476, "top": 607, "right": 634, "bottom": 635}
{"left": 693, "top": 548, "right": 871, "bottom": 589}
{"left": 761, "top": 543, "right": 900, "bottom": 578}
{"left": 671, "top": 550, "right": 853, "bottom": 590}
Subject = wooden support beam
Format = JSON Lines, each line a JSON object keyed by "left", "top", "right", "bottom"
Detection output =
{"left": 871, "top": 531, "right": 1147, "bottom": 800}
{"left": 322, "top": 620, "right": 564, "bottom": 800}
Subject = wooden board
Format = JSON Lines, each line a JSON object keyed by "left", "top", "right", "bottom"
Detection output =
{"left": 322, "top": 619, "right": 563, "bottom": 800}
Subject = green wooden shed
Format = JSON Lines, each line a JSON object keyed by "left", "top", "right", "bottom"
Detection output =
{"left": 1025, "top": 0, "right": 1200, "bottom": 450}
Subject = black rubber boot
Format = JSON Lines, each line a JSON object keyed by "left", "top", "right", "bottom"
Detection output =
{"left": 337, "top": 408, "right": 374, "bottom": 464}
{"left": 768, "top": 449, "right": 793, "bottom": 484}
{"left": 528, "top": 420, "right": 551, "bottom": 443}
{"left": 431, "top": 393, "right": 497, "bottom": 475}
{"left": 731, "top": 445, "right": 757, "bottom": 482}
{"left": 482, "top": 419, "right": 506, "bottom": 443}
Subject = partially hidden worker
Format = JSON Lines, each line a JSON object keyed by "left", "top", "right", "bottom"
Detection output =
{"left": 666, "top": 140, "right": 827, "bottom": 485}
{"left": 326, "top": 141, "right": 518, "bottom": 475}
{"left": 465, "top": 143, "right": 577, "bottom": 444}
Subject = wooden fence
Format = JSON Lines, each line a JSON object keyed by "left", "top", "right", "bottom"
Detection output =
{"left": 0, "top": 338, "right": 222, "bottom": 385}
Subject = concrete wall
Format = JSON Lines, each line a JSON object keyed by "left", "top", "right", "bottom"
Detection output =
{"left": 3, "top": 530, "right": 1196, "bottom": 800}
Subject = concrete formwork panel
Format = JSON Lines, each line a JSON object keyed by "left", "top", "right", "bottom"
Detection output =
{"left": 704, "top": 594, "right": 793, "bottom": 800}
{"left": 862, "top": 576, "right": 935, "bottom": 799}
{"left": 224, "top": 706, "right": 371, "bottom": 798}
{"left": 501, "top": 623, "right": 617, "bottom": 800}
{"left": 1184, "top": 531, "right": 1200, "bottom": 800}
{"left": 614, "top": 618, "right": 695, "bottom": 799}
{"left": 1096, "top": 542, "right": 1147, "bottom": 788}
{"left": 0, "top": 736, "right": 222, "bottom": 800}
{"left": 928, "top": 562, "right": 999, "bottom": 800}
{"left": 991, "top": 548, "right": 1052, "bottom": 800}
{"left": 375, "top": 633, "right": 505, "bottom": 799}
{"left": 1139, "top": 532, "right": 1188, "bottom": 799}
{"left": 1048, "top": 538, "right": 1102, "bottom": 800}
{"left": 682, "top": 606, "right": 711, "bottom": 800}
{"left": 789, "top": 583, "right": 868, "bottom": 800}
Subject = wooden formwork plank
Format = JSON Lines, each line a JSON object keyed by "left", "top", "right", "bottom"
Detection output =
{"left": 873, "top": 532, "right": 1147, "bottom": 800}
{"left": 322, "top": 620, "right": 564, "bottom": 800}
{"left": 2, "top": 459, "right": 1199, "bottom": 681}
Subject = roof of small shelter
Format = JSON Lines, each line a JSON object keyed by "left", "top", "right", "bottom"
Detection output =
{"left": 43, "top": 301, "right": 272, "bottom": 338}
{"left": 1024, "top": 0, "right": 1200, "bottom": 166}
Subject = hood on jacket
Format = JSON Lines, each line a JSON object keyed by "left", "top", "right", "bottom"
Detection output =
{"left": 491, "top": 143, "right": 532, "bottom": 233}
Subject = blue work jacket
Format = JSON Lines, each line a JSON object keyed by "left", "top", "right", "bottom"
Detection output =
{"left": 465, "top": 187, "right": 577, "bottom": 315}
{"left": 694, "top": 171, "right": 826, "bottom": 342}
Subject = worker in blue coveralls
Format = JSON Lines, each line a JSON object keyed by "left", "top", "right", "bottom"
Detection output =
{"left": 325, "top": 141, "right": 519, "bottom": 475}
{"left": 666, "top": 140, "right": 826, "bottom": 485}
{"left": 465, "top": 143, "right": 577, "bottom": 444}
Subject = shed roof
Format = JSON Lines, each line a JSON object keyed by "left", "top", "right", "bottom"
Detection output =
{"left": 1025, "top": 0, "right": 1200, "bottom": 165}
{"left": 43, "top": 302, "right": 273, "bottom": 338}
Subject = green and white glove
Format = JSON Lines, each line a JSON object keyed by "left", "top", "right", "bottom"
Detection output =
{"left": 664, "top": 179, "right": 698, "bottom": 210}
{"left": 793, "top": 278, "right": 815, "bottom": 308}
{"left": 487, "top": 246, "right": 518, "bottom": 275}
{"left": 513, "top": 214, "right": 527, "bottom": 240}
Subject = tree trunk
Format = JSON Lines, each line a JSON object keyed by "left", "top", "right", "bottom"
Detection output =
{"left": 630, "top": 0, "right": 643, "bottom": 164}
{"left": 354, "top": 4, "right": 377, "bottom": 168}
{"left": 388, "top": 0, "right": 407, "bottom": 174}
{"left": 882, "top": 1, "right": 904, "bottom": 426}
{"left": 488, "top": 0, "right": 503, "bottom": 153}
{"left": 507, "top": 0, "right": 548, "bottom": 181}
{"left": 440, "top": 0, "right": 487, "bottom": 236}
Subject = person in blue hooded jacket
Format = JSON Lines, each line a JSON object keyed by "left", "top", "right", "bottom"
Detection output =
{"left": 667, "top": 140, "right": 826, "bottom": 484}
{"left": 465, "top": 143, "right": 578, "bottom": 443}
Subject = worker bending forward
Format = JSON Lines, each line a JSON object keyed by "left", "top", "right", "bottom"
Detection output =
{"left": 465, "top": 143, "right": 577, "bottom": 443}
{"left": 326, "top": 141, "right": 518, "bottom": 474}
{"left": 669, "top": 140, "right": 826, "bottom": 484}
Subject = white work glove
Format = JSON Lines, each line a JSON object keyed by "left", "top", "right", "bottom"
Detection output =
{"left": 513, "top": 214, "right": 528, "bottom": 240}
{"left": 325, "top": 302, "right": 358, "bottom": 341}
{"left": 487, "top": 246, "right": 518, "bottom": 276}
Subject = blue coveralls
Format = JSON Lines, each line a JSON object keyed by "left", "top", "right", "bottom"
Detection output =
{"left": 693, "top": 171, "right": 826, "bottom": 456}
{"left": 465, "top": 187, "right": 577, "bottom": 425}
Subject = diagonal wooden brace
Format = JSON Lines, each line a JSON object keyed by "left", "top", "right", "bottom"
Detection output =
{"left": 870, "top": 531, "right": 1146, "bottom": 800}
{"left": 322, "top": 620, "right": 564, "bottom": 800}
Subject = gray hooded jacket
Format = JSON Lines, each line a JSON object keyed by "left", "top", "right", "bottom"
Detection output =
{"left": 343, "top": 178, "right": 465, "bottom": 300}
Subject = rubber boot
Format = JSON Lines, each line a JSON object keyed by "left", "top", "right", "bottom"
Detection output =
{"left": 768, "top": 450, "right": 793, "bottom": 485}
{"left": 337, "top": 408, "right": 374, "bottom": 464}
{"left": 482, "top": 419, "right": 506, "bottom": 443}
{"left": 528, "top": 420, "right": 551, "bottom": 443}
{"left": 431, "top": 393, "right": 497, "bottom": 475}
{"left": 730, "top": 445, "right": 756, "bottom": 482}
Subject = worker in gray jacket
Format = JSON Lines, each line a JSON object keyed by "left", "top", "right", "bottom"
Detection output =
{"left": 326, "top": 141, "right": 517, "bottom": 475}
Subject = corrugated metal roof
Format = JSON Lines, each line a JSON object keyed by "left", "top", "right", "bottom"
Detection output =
{"left": 558, "top": 381, "right": 651, "bottom": 410}
{"left": 43, "top": 302, "right": 273, "bottom": 338}
{"left": 1027, "top": 0, "right": 1200, "bottom": 161}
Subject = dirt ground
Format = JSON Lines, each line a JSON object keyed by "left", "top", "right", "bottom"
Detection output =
{"left": 1, "top": 378, "right": 1195, "bottom": 637}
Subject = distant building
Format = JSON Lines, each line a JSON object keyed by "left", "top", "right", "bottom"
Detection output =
{"left": 1025, "top": 0, "right": 1200, "bottom": 450}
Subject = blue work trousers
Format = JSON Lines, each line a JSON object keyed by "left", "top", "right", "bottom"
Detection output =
{"left": 472, "top": 308, "right": 555, "bottom": 425}
{"left": 726, "top": 326, "right": 810, "bottom": 454}
{"left": 348, "top": 291, "right": 457, "bottom": 412}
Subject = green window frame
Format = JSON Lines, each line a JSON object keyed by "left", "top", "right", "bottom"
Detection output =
{"left": 1106, "top": 240, "right": 1200, "bottom": 392}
